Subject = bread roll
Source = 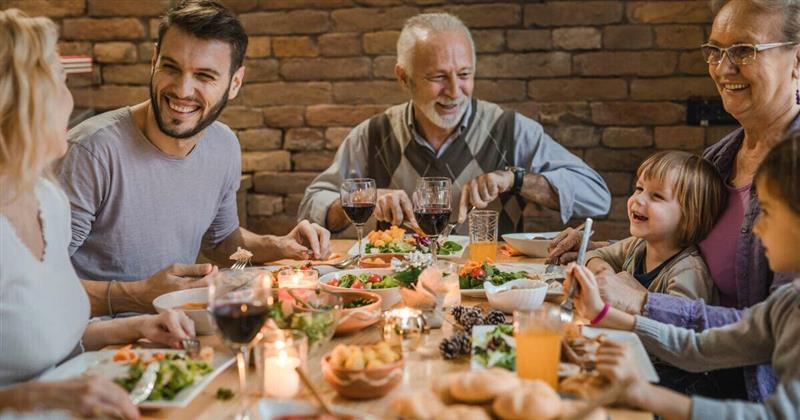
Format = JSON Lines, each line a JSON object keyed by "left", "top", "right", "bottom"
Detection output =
{"left": 492, "top": 379, "right": 561, "bottom": 420}
{"left": 435, "top": 404, "right": 491, "bottom": 420}
{"left": 559, "top": 399, "right": 606, "bottom": 420}
{"left": 391, "top": 391, "right": 445, "bottom": 420}
{"left": 450, "top": 368, "right": 520, "bottom": 403}
{"left": 431, "top": 372, "right": 461, "bottom": 404}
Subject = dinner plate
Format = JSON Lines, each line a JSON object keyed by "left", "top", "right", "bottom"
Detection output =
{"left": 347, "top": 235, "right": 470, "bottom": 258}
{"left": 256, "top": 398, "right": 380, "bottom": 420}
{"left": 501, "top": 231, "right": 561, "bottom": 257}
{"left": 39, "top": 349, "right": 235, "bottom": 408}
{"left": 459, "top": 263, "right": 563, "bottom": 299}
{"left": 582, "top": 326, "right": 660, "bottom": 382}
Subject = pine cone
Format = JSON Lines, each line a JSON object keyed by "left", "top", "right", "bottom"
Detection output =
{"left": 451, "top": 305, "right": 482, "bottom": 325}
{"left": 460, "top": 311, "right": 485, "bottom": 333}
{"left": 439, "top": 333, "right": 471, "bottom": 360}
{"left": 485, "top": 310, "right": 507, "bottom": 325}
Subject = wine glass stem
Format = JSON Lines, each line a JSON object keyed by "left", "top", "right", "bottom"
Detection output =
{"left": 356, "top": 224, "right": 364, "bottom": 262}
{"left": 430, "top": 236, "right": 438, "bottom": 263}
{"left": 236, "top": 345, "right": 248, "bottom": 394}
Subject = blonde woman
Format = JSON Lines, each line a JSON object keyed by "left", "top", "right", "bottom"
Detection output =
{"left": 0, "top": 10, "right": 192, "bottom": 419}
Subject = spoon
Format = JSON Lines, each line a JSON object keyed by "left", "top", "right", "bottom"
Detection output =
{"left": 560, "top": 218, "right": 593, "bottom": 323}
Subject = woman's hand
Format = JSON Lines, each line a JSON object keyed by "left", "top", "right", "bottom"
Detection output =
{"left": 17, "top": 376, "right": 140, "bottom": 419}
{"left": 545, "top": 227, "right": 609, "bottom": 264}
{"left": 595, "top": 340, "right": 650, "bottom": 408}
{"left": 136, "top": 309, "right": 195, "bottom": 349}
{"left": 564, "top": 263, "right": 606, "bottom": 319}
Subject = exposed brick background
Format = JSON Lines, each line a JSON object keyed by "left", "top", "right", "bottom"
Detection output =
{"left": 4, "top": 0, "right": 738, "bottom": 240}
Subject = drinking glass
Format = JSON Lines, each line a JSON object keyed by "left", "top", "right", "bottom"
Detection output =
{"left": 468, "top": 210, "right": 498, "bottom": 262}
{"left": 209, "top": 269, "right": 273, "bottom": 396}
{"left": 340, "top": 178, "right": 377, "bottom": 262}
{"left": 514, "top": 306, "right": 563, "bottom": 389}
{"left": 413, "top": 177, "right": 452, "bottom": 262}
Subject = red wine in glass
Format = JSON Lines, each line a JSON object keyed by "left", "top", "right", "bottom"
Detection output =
{"left": 414, "top": 206, "right": 451, "bottom": 236}
{"left": 213, "top": 302, "right": 269, "bottom": 344}
{"left": 342, "top": 202, "right": 376, "bottom": 225}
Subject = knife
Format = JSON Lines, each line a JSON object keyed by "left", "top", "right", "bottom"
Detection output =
{"left": 129, "top": 362, "right": 159, "bottom": 405}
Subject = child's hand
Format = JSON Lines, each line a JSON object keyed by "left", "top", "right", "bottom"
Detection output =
{"left": 564, "top": 263, "right": 606, "bottom": 319}
{"left": 596, "top": 340, "right": 649, "bottom": 407}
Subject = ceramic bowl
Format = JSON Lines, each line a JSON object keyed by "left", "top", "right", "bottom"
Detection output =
{"left": 485, "top": 279, "right": 549, "bottom": 313}
{"left": 153, "top": 287, "right": 215, "bottom": 335}
{"left": 358, "top": 253, "right": 406, "bottom": 269}
{"left": 319, "top": 269, "right": 401, "bottom": 311}
{"left": 501, "top": 232, "right": 560, "bottom": 257}
{"left": 321, "top": 353, "right": 404, "bottom": 399}
{"left": 335, "top": 290, "right": 382, "bottom": 335}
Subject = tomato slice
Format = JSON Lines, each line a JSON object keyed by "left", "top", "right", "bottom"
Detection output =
{"left": 471, "top": 267, "right": 486, "bottom": 279}
{"left": 367, "top": 274, "right": 381, "bottom": 283}
{"left": 352, "top": 280, "right": 364, "bottom": 289}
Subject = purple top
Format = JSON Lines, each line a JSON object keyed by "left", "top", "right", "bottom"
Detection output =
{"left": 698, "top": 184, "right": 751, "bottom": 307}
{"left": 643, "top": 116, "right": 800, "bottom": 402}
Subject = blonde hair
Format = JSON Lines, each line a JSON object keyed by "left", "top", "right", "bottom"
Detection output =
{"left": 637, "top": 151, "right": 727, "bottom": 248}
{"left": 0, "top": 9, "right": 61, "bottom": 205}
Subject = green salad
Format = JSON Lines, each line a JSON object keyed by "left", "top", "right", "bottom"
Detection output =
{"left": 472, "top": 324, "right": 515, "bottom": 371}
{"left": 344, "top": 297, "right": 375, "bottom": 309}
{"left": 328, "top": 273, "right": 401, "bottom": 289}
{"left": 267, "top": 300, "right": 337, "bottom": 349}
{"left": 114, "top": 353, "right": 212, "bottom": 401}
{"left": 364, "top": 233, "right": 463, "bottom": 256}
{"left": 459, "top": 262, "right": 529, "bottom": 289}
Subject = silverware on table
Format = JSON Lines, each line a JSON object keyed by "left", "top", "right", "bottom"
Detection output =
{"left": 182, "top": 338, "right": 201, "bottom": 359}
{"left": 560, "top": 217, "right": 593, "bottom": 323}
{"left": 129, "top": 362, "right": 159, "bottom": 405}
{"left": 439, "top": 205, "right": 475, "bottom": 241}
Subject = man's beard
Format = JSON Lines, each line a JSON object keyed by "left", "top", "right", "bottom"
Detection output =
{"left": 149, "top": 77, "right": 230, "bottom": 139}
{"left": 416, "top": 96, "right": 468, "bottom": 129}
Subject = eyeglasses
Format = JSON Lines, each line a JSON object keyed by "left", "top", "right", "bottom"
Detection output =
{"left": 701, "top": 42, "right": 798, "bottom": 66}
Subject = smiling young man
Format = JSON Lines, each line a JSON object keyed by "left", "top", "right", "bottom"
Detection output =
{"left": 59, "top": 0, "right": 331, "bottom": 316}
{"left": 299, "top": 13, "right": 610, "bottom": 236}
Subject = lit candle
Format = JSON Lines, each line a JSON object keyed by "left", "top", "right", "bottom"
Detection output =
{"left": 277, "top": 269, "right": 318, "bottom": 288}
{"left": 262, "top": 342, "right": 300, "bottom": 399}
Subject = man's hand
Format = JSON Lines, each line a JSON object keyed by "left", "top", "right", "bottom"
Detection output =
{"left": 277, "top": 219, "right": 331, "bottom": 260}
{"left": 598, "top": 271, "right": 647, "bottom": 315}
{"left": 136, "top": 309, "right": 195, "bottom": 349}
{"left": 545, "top": 227, "right": 608, "bottom": 264}
{"left": 457, "top": 170, "right": 513, "bottom": 223}
{"left": 374, "top": 189, "right": 415, "bottom": 227}
{"left": 137, "top": 263, "right": 216, "bottom": 310}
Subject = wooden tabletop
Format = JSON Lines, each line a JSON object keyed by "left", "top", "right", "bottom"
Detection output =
{"left": 137, "top": 240, "right": 652, "bottom": 420}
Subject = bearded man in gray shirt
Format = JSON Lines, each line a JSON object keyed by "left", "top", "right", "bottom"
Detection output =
{"left": 299, "top": 13, "right": 611, "bottom": 235}
{"left": 59, "top": 0, "right": 331, "bottom": 316}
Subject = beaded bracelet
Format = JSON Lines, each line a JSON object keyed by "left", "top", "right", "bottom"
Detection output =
{"left": 590, "top": 303, "right": 610, "bottom": 326}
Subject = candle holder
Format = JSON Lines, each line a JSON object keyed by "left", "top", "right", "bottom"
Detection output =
{"left": 254, "top": 329, "right": 308, "bottom": 399}
{"left": 277, "top": 268, "right": 318, "bottom": 289}
{"left": 382, "top": 307, "right": 429, "bottom": 354}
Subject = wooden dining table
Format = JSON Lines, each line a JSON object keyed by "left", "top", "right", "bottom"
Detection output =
{"left": 131, "top": 239, "right": 653, "bottom": 420}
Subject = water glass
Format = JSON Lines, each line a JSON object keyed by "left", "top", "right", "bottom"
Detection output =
{"left": 514, "top": 306, "right": 563, "bottom": 389}
{"left": 468, "top": 210, "right": 498, "bottom": 262}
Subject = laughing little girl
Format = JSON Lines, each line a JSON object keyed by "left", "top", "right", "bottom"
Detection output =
{"left": 585, "top": 151, "right": 726, "bottom": 302}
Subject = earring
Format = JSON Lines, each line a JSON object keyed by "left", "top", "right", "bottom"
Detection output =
{"left": 796, "top": 88, "right": 800, "bottom": 105}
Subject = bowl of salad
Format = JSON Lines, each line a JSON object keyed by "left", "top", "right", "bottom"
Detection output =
{"left": 333, "top": 290, "right": 382, "bottom": 335}
{"left": 319, "top": 269, "right": 401, "bottom": 311}
{"left": 267, "top": 288, "right": 342, "bottom": 353}
{"left": 458, "top": 261, "right": 532, "bottom": 298}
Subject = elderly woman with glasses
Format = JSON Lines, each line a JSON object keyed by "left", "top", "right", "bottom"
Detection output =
{"left": 547, "top": 0, "right": 800, "bottom": 403}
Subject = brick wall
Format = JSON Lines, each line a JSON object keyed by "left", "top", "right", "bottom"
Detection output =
{"left": 3, "top": 0, "right": 737, "bottom": 240}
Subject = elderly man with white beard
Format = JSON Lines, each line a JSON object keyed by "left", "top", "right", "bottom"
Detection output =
{"left": 300, "top": 13, "right": 611, "bottom": 235}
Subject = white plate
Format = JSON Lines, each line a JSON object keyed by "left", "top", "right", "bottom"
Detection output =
{"left": 39, "top": 349, "right": 235, "bottom": 408}
{"left": 582, "top": 326, "right": 660, "bottom": 382}
{"left": 347, "top": 235, "right": 470, "bottom": 257}
{"left": 470, "top": 325, "right": 516, "bottom": 370}
{"left": 256, "top": 398, "right": 376, "bottom": 420}
{"left": 502, "top": 231, "right": 561, "bottom": 257}
{"left": 459, "top": 263, "right": 560, "bottom": 299}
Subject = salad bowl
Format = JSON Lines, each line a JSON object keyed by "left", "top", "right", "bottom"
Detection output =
{"left": 319, "top": 269, "right": 401, "bottom": 311}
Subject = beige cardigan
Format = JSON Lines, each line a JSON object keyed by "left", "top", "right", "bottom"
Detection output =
{"left": 585, "top": 237, "right": 718, "bottom": 303}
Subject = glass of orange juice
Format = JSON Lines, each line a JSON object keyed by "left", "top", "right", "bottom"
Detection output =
{"left": 468, "top": 210, "right": 498, "bottom": 262}
{"left": 514, "top": 306, "right": 563, "bottom": 389}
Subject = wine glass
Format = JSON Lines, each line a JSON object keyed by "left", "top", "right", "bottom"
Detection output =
{"left": 413, "top": 177, "right": 452, "bottom": 262}
{"left": 209, "top": 269, "right": 272, "bottom": 399}
{"left": 340, "top": 178, "right": 377, "bottom": 262}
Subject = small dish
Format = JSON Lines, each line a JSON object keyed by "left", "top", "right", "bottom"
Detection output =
{"left": 153, "top": 287, "right": 214, "bottom": 335}
{"left": 485, "top": 279, "right": 548, "bottom": 314}
{"left": 321, "top": 352, "right": 404, "bottom": 399}
{"left": 335, "top": 290, "right": 382, "bottom": 335}
{"left": 501, "top": 232, "right": 561, "bottom": 257}
{"left": 359, "top": 253, "right": 406, "bottom": 269}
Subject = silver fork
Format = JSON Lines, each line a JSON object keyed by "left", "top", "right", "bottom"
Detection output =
{"left": 439, "top": 206, "right": 475, "bottom": 241}
{"left": 230, "top": 258, "right": 251, "bottom": 270}
{"left": 182, "top": 338, "right": 201, "bottom": 358}
{"left": 560, "top": 218, "right": 593, "bottom": 323}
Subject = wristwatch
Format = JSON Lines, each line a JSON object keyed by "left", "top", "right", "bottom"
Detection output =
{"left": 504, "top": 166, "right": 526, "bottom": 195}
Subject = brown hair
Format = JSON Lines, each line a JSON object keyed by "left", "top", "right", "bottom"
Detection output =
{"left": 157, "top": 0, "right": 248, "bottom": 75}
{"left": 0, "top": 9, "right": 61, "bottom": 205}
{"left": 637, "top": 151, "right": 727, "bottom": 248}
{"left": 755, "top": 131, "right": 800, "bottom": 215}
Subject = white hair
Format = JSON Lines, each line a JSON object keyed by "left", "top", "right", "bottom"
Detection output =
{"left": 396, "top": 13, "right": 476, "bottom": 75}
{"left": 711, "top": 0, "right": 800, "bottom": 42}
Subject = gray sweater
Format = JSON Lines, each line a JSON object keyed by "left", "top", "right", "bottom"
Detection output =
{"left": 634, "top": 279, "right": 800, "bottom": 419}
